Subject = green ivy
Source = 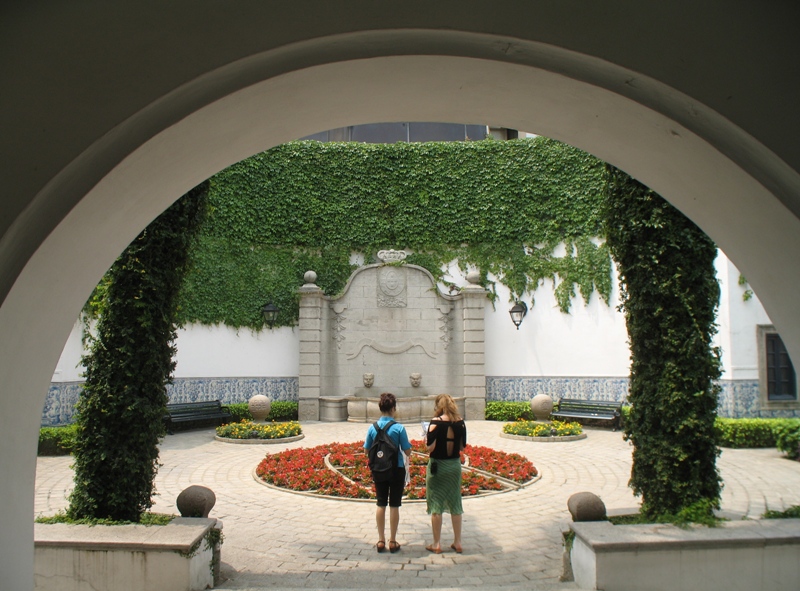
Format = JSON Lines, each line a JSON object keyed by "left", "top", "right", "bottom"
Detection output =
{"left": 603, "top": 165, "right": 722, "bottom": 520}
{"left": 69, "top": 183, "right": 208, "bottom": 522}
{"left": 173, "top": 137, "right": 611, "bottom": 329}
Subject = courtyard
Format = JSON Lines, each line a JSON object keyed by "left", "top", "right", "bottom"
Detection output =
{"left": 35, "top": 420, "right": 800, "bottom": 590}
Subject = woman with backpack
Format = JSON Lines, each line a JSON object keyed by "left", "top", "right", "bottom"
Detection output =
{"left": 425, "top": 393, "right": 467, "bottom": 554}
{"left": 364, "top": 392, "right": 412, "bottom": 553}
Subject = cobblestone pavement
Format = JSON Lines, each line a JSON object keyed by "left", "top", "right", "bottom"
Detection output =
{"left": 34, "top": 421, "right": 800, "bottom": 590}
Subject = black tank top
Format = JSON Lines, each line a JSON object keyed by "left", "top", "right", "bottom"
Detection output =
{"left": 427, "top": 419, "right": 467, "bottom": 459}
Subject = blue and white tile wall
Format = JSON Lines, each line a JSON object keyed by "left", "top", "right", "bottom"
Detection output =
{"left": 486, "top": 376, "right": 630, "bottom": 404}
{"left": 42, "top": 377, "right": 299, "bottom": 426}
{"left": 486, "top": 376, "right": 800, "bottom": 419}
{"left": 44, "top": 376, "right": 798, "bottom": 425}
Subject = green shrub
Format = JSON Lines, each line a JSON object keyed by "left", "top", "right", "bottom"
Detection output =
{"left": 714, "top": 418, "right": 800, "bottom": 448}
{"left": 38, "top": 424, "right": 78, "bottom": 456}
{"left": 269, "top": 401, "right": 299, "bottom": 421}
{"left": 763, "top": 505, "right": 800, "bottom": 519}
{"left": 485, "top": 401, "right": 535, "bottom": 421}
{"left": 503, "top": 419, "right": 583, "bottom": 437}
{"left": 222, "top": 401, "right": 298, "bottom": 423}
{"left": 775, "top": 421, "right": 800, "bottom": 459}
{"left": 223, "top": 403, "right": 252, "bottom": 422}
{"left": 36, "top": 510, "right": 176, "bottom": 526}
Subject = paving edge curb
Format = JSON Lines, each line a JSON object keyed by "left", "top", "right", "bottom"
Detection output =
{"left": 214, "top": 434, "right": 305, "bottom": 445}
{"left": 499, "top": 432, "right": 588, "bottom": 443}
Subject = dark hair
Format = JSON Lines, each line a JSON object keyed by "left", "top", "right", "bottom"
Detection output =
{"left": 378, "top": 392, "right": 397, "bottom": 413}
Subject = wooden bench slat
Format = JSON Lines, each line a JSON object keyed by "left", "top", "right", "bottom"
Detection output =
{"left": 164, "top": 400, "right": 232, "bottom": 433}
{"left": 551, "top": 397, "right": 623, "bottom": 431}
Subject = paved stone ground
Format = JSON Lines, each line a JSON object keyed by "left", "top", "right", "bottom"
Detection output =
{"left": 34, "top": 421, "right": 800, "bottom": 590}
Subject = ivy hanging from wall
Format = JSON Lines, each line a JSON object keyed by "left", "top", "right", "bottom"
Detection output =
{"left": 170, "top": 136, "right": 612, "bottom": 330}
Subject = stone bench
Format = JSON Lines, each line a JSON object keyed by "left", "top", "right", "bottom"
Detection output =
{"left": 35, "top": 517, "right": 221, "bottom": 591}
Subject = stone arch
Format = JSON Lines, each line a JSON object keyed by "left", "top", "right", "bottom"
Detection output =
{"left": 3, "top": 5, "right": 800, "bottom": 587}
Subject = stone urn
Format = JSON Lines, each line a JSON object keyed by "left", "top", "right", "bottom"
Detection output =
{"left": 177, "top": 485, "right": 217, "bottom": 518}
{"left": 530, "top": 394, "right": 554, "bottom": 421}
{"left": 248, "top": 394, "right": 272, "bottom": 421}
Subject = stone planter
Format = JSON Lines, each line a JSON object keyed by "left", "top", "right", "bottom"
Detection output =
{"left": 35, "top": 518, "right": 221, "bottom": 591}
{"left": 569, "top": 519, "right": 800, "bottom": 591}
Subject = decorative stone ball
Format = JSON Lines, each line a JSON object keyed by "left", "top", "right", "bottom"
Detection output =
{"left": 177, "top": 485, "right": 216, "bottom": 518}
{"left": 303, "top": 270, "right": 317, "bottom": 284}
{"left": 567, "top": 491, "right": 607, "bottom": 522}
{"left": 466, "top": 270, "right": 481, "bottom": 285}
{"left": 530, "top": 394, "right": 554, "bottom": 421}
{"left": 248, "top": 394, "right": 272, "bottom": 421}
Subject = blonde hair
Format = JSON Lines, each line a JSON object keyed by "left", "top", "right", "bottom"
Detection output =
{"left": 433, "top": 394, "right": 461, "bottom": 422}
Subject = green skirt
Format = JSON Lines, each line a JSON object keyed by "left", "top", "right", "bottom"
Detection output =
{"left": 426, "top": 457, "right": 463, "bottom": 515}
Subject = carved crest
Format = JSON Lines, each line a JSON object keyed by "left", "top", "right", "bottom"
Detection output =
{"left": 378, "top": 267, "right": 406, "bottom": 307}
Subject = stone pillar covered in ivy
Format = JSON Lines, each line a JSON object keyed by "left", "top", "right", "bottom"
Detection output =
{"left": 603, "top": 166, "right": 721, "bottom": 520}
{"left": 68, "top": 183, "right": 208, "bottom": 522}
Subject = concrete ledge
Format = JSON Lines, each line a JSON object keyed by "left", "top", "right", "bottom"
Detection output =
{"left": 35, "top": 518, "right": 220, "bottom": 591}
{"left": 500, "top": 432, "right": 587, "bottom": 443}
{"left": 570, "top": 519, "right": 800, "bottom": 591}
{"left": 214, "top": 433, "right": 304, "bottom": 444}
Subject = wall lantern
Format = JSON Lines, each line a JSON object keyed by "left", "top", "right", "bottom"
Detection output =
{"left": 262, "top": 302, "right": 279, "bottom": 329}
{"left": 509, "top": 301, "right": 528, "bottom": 330}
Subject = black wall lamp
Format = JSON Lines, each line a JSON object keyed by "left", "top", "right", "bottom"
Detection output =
{"left": 262, "top": 302, "right": 279, "bottom": 329}
{"left": 509, "top": 301, "right": 528, "bottom": 330}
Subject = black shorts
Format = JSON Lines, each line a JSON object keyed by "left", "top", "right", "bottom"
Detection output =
{"left": 374, "top": 466, "right": 406, "bottom": 508}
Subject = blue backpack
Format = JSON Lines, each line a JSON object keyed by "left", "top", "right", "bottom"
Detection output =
{"left": 368, "top": 420, "right": 399, "bottom": 482}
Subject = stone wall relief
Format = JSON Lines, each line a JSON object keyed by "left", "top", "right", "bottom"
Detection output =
{"left": 438, "top": 304, "right": 453, "bottom": 350}
{"left": 332, "top": 303, "right": 347, "bottom": 349}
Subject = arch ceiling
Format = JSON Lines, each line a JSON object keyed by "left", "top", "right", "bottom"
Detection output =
{"left": 3, "top": 3, "right": 799, "bottom": 587}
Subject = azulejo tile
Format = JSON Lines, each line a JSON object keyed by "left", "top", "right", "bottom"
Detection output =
{"left": 43, "top": 377, "right": 300, "bottom": 425}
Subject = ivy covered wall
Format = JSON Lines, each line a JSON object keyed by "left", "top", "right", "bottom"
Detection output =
{"left": 176, "top": 137, "right": 611, "bottom": 329}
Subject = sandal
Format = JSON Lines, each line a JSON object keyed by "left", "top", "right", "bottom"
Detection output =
{"left": 450, "top": 543, "right": 463, "bottom": 554}
{"left": 389, "top": 540, "right": 401, "bottom": 553}
{"left": 376, "top": 540, "right": 386, "bottom": 553}
{"left": 426, "top": 544, "right": 442, "bottom": 554}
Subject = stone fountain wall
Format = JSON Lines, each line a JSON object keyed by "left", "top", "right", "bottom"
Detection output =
{"left": 298, "top": 251, "right": 488, "bottom": 421}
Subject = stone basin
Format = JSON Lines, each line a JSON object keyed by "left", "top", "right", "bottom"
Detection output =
{"left": 319, "top": 394, "right": 466, "bottom": 423}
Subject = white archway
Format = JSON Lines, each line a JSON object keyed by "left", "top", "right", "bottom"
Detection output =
{"left": 3, "top": 6, "right": 800, "bottom": 587}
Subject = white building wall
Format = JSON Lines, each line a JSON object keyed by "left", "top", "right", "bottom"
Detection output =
{"left": 46, "top": 250, "right": 791, "bottom": 422}
{"left": 172, "top": 324, "right": 298, "bottom": 378}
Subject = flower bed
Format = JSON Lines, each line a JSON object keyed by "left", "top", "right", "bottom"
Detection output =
{"left": 502, "top": 419, "right": 583, "bottom": 438}
{"left": 215, "top": 420, "right": 302, "bottom": 440}
{"left": 255, "top": 440, "right": 537, "bottom": 500}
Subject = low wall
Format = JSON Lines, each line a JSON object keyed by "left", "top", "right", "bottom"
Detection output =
{"left": 320, "top": 395, "right": 466, "bottom": 423}
{"left": 34, "top": 518, "right": 221, "bottom": 591}
{"left": 570, "top": 519, "right": 800, "bottom": 591}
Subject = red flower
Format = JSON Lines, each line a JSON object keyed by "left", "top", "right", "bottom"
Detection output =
{"left": 256, "top": 439, "right": 537, "bottom": 499}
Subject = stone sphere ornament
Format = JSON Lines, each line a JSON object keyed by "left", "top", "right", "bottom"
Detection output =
{"left": 567, "top": 491, "right": 607, "bottom": 522}
{"left": 303, "top": 270, "right": 317, "bottom": 284}
{"left": 177, "top": 485, "right": 217, "bottom": 518}
{"left": 248, "top": 394, "right": 272, "bottom": 421}
{"left": 530, "top": 394, "right": 554, "bottom": 421}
